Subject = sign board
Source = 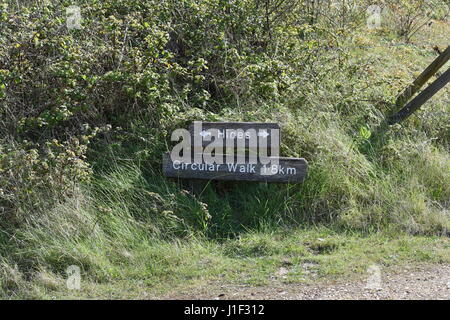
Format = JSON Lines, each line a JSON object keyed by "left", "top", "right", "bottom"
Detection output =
{"left": 163, "top": 122, "right": 308, "bottom": 184}
{"left": 163, "top": 153, "right": 307, "bottom": 183}
{"left": 189, "top": 122, "right": 280, "bottom": 148}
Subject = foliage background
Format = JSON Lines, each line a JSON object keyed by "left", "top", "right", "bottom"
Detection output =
{"left": 0, "top": 0, "right": 448, "bottom": 298}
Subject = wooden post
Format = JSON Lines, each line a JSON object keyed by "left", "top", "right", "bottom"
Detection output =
{"left": 185, "top": 179, "right": 207, "bottom": 197}
{"left": 388, "top": 67, "right": 450, "bottom": 125}
{"left": 395, "top": 45, "right": 450, "bottom": 108}
{"left": 163, "top": 153, "right": 308, "bottom": 184}
{"left": 163, "top": 122, "right": 308, "bottom": 187}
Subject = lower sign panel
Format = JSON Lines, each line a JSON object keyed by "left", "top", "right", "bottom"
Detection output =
{"left": 163, "top": 153, "right": 308, "bottom": 183}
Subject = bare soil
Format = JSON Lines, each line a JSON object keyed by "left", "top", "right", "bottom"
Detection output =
{"left": 161, "top": 264, "right": 450, "bottom": 300}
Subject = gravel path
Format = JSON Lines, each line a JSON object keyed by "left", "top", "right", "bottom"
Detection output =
{"left": 165, "top": 264, "right": 450, "bottom": 300}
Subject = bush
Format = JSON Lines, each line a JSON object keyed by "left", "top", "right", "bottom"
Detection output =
{"left": 384, "top": 0, "right": 447, "bottom": 42}
{"left": 0, "top": 137, "right": 92, "bottom": 228}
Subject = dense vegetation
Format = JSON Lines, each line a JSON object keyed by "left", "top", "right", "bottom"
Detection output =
{"left": 0, "top": 0, "right": 448, "bottom": 298}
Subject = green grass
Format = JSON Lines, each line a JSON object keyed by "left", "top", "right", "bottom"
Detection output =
{"left": 0, "top": 1, "right": 449, "bottom": 299}
{"left": 1, "top": 160, "right": 448, "bottom": 299}
{"left": 3, "top": 225, "right": 448, "bottom": 299}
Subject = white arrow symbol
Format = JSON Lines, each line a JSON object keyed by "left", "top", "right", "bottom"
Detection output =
{"left": 257, "top": 130, "right": 270, "bottom": 138}
{"left": 199, "top": 130, "right": 211, "bottom": 137}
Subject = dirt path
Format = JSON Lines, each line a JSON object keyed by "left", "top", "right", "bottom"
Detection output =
{"left": 164, "top": 264, "right": 450, "bottom": 300}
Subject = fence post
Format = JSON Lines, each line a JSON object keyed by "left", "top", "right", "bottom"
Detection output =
{"left": 394, "top": 45, "right": 450, "bottom": 108}
{"left": 388, "top": 67, "right": 450, "bottom": 125}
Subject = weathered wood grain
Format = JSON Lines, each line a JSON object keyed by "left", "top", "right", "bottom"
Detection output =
{"left": 188, "top": 122, "right": 280, "bottom": 149}
{"left": 163, "top": 152, "right": 308, "bottom": 183}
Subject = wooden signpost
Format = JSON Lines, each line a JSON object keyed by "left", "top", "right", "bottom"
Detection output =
{"left": 163, "top": 122, "right": 308, "bottom": 184}
{"left": 188, "top": 122, "right": 281, "bottom": 149}
{"left": 163, "top": 153, "right": 308, "bottom": 183}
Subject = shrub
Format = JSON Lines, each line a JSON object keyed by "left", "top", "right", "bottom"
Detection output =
{"left": 0, "top": 137, "right": 92, "bottom": 228}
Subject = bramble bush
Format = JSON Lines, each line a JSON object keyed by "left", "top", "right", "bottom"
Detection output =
{"left": 0, "top": 0, "right": 448, "bottom": 229}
